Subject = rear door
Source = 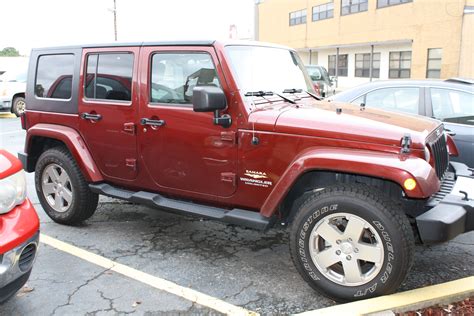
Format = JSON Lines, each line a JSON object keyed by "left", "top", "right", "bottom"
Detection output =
{"left": 137, "top": 46, "right": 238, "bottom": 198}
{"left": 78, "top": 47, "right": 140, "bottom": 182}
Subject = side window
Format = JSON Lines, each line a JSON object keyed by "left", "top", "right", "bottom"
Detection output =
{"left": 365, "top": 87, "right": 419, "bottom": 114}
{"left": 35, "top": 54, "right": 74, "bottom": 99}
{"left": 150, "top": 53, "right": 220, "bottom": 105}
{"left": 352, "top": 95, "right": 365, "bottom": 105}
{"left": 431, "top": 88, "right": 474, "bottom": 125}
{"left": 85, "top": 53, "right": 133, "bottom": 101}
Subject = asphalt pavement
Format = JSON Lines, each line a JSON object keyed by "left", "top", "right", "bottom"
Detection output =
{"left": 1, "top": 116, "right": 473, "bottom": 315}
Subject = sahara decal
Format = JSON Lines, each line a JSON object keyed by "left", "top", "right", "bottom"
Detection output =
{"left": 240, "top": 170, "right": 273, "bottom": 188}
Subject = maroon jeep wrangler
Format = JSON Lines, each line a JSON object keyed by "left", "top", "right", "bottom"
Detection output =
{"left": 19, "top": 41, "right": 474, "bottom": 301}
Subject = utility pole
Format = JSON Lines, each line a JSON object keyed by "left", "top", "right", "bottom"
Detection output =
{"left": 113, "top": 0, "right": 117, "bottom": 41}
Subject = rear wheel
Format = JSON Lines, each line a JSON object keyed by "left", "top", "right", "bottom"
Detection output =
{"left": 35, "top": 147, "right": 98, "bottom": 225}
{"left": 289, "top": 184, "right": 414, "bottom": 302}
{"left": 12, "top": 96, "right": 26, "bottom": 117}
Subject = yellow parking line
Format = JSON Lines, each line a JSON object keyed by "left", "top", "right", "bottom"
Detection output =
{"left": 40, "top": 234, "right": 258, "bottom": 316}
{"left": 296, "top": 276, "right": 474, "bottom": 316}
{"left": 0, "top": 113, "right": 16, "bottom": 118}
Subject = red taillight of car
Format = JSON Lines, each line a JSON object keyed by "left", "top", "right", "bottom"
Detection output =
{"left": 313, "top": 83, "right": 321, "bottom": 96}
{"left": 20, "top": 112, "right": 26, "bottom": 130}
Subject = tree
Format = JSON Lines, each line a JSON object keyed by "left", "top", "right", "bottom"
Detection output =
{"left": 0, "top": 47, "right": 20, "bottom": 57}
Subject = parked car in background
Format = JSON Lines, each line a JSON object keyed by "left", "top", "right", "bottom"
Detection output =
{"left": 305, "top": 65, "right": 336, "bottom": 97}
{"left": 330, "top": 79, "right": 474, "bottom": 167}
{"left": 0, "top": 68, "right": 27, "bottom": 116}
{"left": 0, "top": 150, "right": 39, "bottom": 303}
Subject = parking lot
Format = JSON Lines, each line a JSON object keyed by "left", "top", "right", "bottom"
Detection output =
{"left": 1, "top": 115, "right": 474, "bottom": 315}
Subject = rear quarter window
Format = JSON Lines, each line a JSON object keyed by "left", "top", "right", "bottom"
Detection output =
{"left": 35, "top": 54, "right": 74, "bottom": 99}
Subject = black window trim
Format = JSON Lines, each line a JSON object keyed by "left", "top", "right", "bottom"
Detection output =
{"left": 389, "top": 51, "right": 412, "bottom": 79}
{"left": 312, "top": 2, "right": 334, "bottom": 22}
{"left": 34, "top": 53, "right": 75, "bottom": 102}
{"left": 289, "top": 9, "right": 307, "bottom": 26}
{"left": 426, "top": 48, "right": 443, "bottom": 79}
{"left": 354, "top": 52, "right": 381, "bottom": 78}
{"left": 341, "top": 0, "right": 369, "bottom": 16}
{"left": 148, "top": 50, "right": 223, "bottom": 108}
{"left": 328, "top": 54, "right": 349, "bottom": 77}
{"left": 376, "top": 0, "right": 413, "bottom": 9}
{"left": 82, "top": 51, "right": 135, "bottom": 106}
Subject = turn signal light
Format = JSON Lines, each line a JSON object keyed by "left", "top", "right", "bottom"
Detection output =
{"left": 404, "top": 178, "right": 417, "bottom": 191}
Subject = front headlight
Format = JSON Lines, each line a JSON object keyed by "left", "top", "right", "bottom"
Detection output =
{"left": 0, "top": 170, "right": 27, "bottom": 214}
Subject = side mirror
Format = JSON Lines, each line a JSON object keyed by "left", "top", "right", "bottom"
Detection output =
{"left": 329, "top": 76, "right": 337, "bottom": 84}
{"left": 192, "top": 86, "right": 227, "bottom": 112}
{"left": 192, "top": 86, "right": 231, "bottom": 128}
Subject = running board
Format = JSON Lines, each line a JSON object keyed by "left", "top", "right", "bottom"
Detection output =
{"left": 89, "top": 183, "right": 272, "bottom": 230}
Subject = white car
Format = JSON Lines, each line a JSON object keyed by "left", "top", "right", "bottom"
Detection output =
{"left": 0, "top": 68, "right": 27, "bottom": 116}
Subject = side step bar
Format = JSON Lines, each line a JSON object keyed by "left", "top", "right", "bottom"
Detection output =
{"left": 89, "top": 183, "right": 272, "bottom": 230}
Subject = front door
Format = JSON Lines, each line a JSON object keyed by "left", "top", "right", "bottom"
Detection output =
{"left": 78, "top": 47, "right": 139, "bottom": 182}
{"left": 138, "top": 46, "right": 237, "bottom": 198}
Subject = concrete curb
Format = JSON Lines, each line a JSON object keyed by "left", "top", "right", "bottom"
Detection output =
{"left": 296, "top": 276, "right": 474, "bottom": 316}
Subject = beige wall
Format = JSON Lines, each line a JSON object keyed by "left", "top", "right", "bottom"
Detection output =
{"left": 459, "top": 3, "right": 474, "bottom": 77}
{"left": 259, "top": 0, "right": 471, "bottom": 78}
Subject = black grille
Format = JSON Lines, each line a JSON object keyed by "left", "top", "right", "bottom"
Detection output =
{"left": 19, "top": 244, "right": 37, "bottom": 272}
{"left": 428, "top": 132, "right": 449, "bottom": 180}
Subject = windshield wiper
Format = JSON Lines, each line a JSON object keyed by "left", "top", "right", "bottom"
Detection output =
{"left": 305, "top": 90, "right": 324, "bottom": 101}
{"left": 244, "top": 91, "right": 274, "bottom": 97}
{"left": 244, "top": 90, "right": 296, "bottom": 104}
{"left": 282, "top": 88, "right": 303, "bottom": 94}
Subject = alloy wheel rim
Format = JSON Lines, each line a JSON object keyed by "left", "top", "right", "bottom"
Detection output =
{"left": 41, "top": 163, "right": 73, "bottom": 213}
{"left": 308, "top": 212, "right": 385, "bottom": 287}
{"left": 16, "top": 100, "right": 26, "bottom": 114}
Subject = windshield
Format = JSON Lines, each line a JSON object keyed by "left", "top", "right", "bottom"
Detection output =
{"left": 1, "top": 69, "right": 27, "bottom": 83}
{"left": 225, "top": 45, "right": 315, "bottom": 94}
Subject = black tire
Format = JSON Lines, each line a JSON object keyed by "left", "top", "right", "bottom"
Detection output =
{"left": 289, "top": 184, "right": 414, "bottom": 302}
{"left": 12, "top": 96, "right": 26, "bottom": 117}
{"left": 35, "top": 146, "right": 99, "bottom": 225}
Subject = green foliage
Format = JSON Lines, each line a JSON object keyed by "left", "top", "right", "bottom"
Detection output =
{"left": 0, "top": 47, "right": 20, "bottom": 57}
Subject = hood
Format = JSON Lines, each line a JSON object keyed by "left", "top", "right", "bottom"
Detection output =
{"left": 249, "top": 98, "right": 440, "bottom": 149}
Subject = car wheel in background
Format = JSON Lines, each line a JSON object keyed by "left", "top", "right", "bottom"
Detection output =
{"left": 12, "top": 96, "right": 26, "bottom": 117}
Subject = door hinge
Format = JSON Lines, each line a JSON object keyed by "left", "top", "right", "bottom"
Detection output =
{"left": 221, "top": 131, "right": 237, "bottom": 144}
{"left": 123, "top": 122, "right": 136, "bottom": 135}
{"left": 125, "top": 158, "right": 137, "bottom": 171}
{"left": 221, "top": 172, "right": 236, "bottom": 186}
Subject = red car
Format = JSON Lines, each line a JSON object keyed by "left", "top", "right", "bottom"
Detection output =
{"left": 0, "top": 150, "right": 39, "bottom": 303}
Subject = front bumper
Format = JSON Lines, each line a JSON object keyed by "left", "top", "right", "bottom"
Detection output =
{"left": 417, "top": 162, "right": 474, "bottom": 243}
{"left": 0, "top": 232, "right": 39, "bottom": 303}
{"left": 0, "top": 96, "right": 12, "bottom": 111}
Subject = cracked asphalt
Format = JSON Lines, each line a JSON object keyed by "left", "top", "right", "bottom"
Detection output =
{"left": 1, "top": 116, "right": 474, "bottom": 315}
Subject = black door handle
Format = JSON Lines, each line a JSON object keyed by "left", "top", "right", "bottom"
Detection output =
{"left": 140, "top": 118, "right": 165, "bottom": 127}
{"left": 81, "top": 112, "right": 102, "bottom": 121}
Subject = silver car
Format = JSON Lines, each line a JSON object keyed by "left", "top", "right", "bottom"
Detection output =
{"left": 330, "top": 78, "right": 474, "bottom": 167}
{"left": 0, "top": 69, "right": 27, "bottom": 116}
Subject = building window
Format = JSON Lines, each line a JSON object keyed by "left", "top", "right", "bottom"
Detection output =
{"left": 328, "top": 54, "right": 348, "bottom": 76}
{"left": 426, "top": 48, "right": 442, "bottom": 79}
{"left": 389, "top": 51, "right": 412, "bottom": 78}
{"left": 289, "top": 9, "right": 307, "bottom": 26}
{"left": 341, "top": 0, "right": 368, "bottom": 15}
{"left": 313, "top": 2, "right": 334, "bottom": 21}
{"left": 355, "top": 53, "right": 381, "bottom": 78}
{"left": 377, "top": 0, "right": 412, "bottom": 8}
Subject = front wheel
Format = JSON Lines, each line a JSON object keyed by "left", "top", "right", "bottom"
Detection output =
{"left": 289, "top": 184, "right": 414, "bottom": 302}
